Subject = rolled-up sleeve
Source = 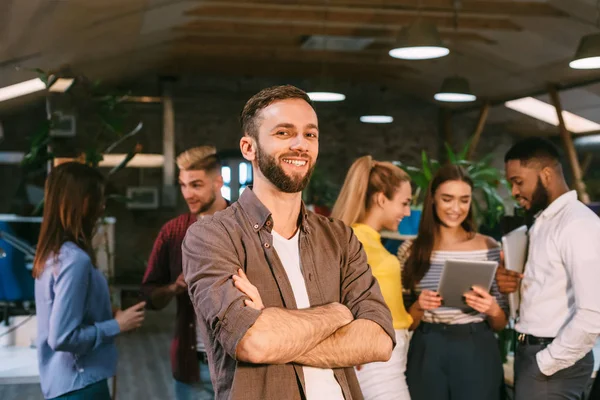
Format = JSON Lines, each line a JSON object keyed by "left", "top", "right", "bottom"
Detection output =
{"left": 340, "top": 226, "right": 396, "bottom": 347}
{"left": 182, "top": 220, "right": 261, "bottom": 359}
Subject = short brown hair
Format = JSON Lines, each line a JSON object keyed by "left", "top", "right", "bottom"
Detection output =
{"left": 176, "top": 146, "right": 221, "bottom": 173}
{"left": 240, "top": 85, "right": 315, "bottom": 139}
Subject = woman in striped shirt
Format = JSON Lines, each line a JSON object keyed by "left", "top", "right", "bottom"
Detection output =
{"left": 399, "top": 164, "right": 508, "bottom": 400}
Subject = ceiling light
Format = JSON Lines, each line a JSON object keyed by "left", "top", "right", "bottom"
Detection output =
{"left": 360, "top": 115, "right": 394, "bottom": 124}
{"left": 574, "top": 134, "right": 600, "bottom": 147}
{"left": 505, "top": 97, "right": 600, "bottom": 133}
{"left": 0, "top": 78, "right": 46, "bottom": 102}
{"left": 389, "top": 21, "right": 449, "bottom": 60}
{"left": 99, "top": 154, "right": 164, "bottom": 168}
{"left": 570, "top": 33, "right": 600, "bottom": 69}
{"left": 307, "top": 92, "right": 346, "bottom": 102}
{"left": 434, "top": 76, "right": 476, "bottom": 102}
{"left": 49, "top": 78, "right": 75, "bottom": 93}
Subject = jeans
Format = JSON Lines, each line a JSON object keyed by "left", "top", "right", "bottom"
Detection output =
{"left": 174, "top": 359, "right": 214, "bottom": 400}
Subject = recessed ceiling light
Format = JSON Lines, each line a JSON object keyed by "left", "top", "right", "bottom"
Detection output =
{"left": 505, "top": 97, "right": 600, "bottom": 133}
{"left": 307, "top": 92, "right": 346, "bottom": 102}
{"left": 360, "top": 115, "right": 394, "bottom": 124}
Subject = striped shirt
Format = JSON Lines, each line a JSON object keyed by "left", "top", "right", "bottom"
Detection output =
{"left": 398, "top": 240, "right": 508, "bottom": 325}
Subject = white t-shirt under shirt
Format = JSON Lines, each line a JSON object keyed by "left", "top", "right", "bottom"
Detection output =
{"left": 271, "top": 229, "right": 344, "bottom": 400}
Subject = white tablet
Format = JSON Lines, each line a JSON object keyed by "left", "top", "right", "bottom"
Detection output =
{"left": 437, "top": 259, "right": 499, "bottom": 309}
{"left": 501, "top": 225, "right": 528, "bottom": 320}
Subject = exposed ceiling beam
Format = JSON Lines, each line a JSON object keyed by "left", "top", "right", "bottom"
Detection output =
{"left": 170, "top": 42, "right": 418, "bottom": 70}
{"left": 186, "top": 2, "right": 524, "bottom": 31}
{"left": 161, "top": 55, "right": 419, "bottom": 91}
{"left": 175, "top": 20, "right": 497, "bottom": 44}
{"left": 218, "top": 0, "right": 567, "bottom": 17}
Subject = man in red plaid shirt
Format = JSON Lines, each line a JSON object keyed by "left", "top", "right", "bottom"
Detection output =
{"left": 141, "top": 146, "right": 228, "bottom": 400}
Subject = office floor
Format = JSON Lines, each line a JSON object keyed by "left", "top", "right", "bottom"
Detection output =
{"left": 0, "top": 302, "right": 176, "bottom": 400}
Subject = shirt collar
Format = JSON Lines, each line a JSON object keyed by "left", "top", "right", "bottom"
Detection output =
{"left": 237, "top": 186, "right": 310, "bottom": 234}
{"left": 537, "top": 190, "right": 577, "bottom": 220}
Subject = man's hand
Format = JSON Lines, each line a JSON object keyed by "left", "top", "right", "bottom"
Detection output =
{"left": 171, "top": 273, "right": 188, "bottom": 295}
{"left": 233, "top": 268, "right": 265, "bottom": 310}
{"left": 495, "top": 250, "right": 524, "bottom": 294}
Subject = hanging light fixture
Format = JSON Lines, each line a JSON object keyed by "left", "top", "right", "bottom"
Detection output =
{"left": 570, "top": 0, "right": 600, "bottom": 69}
{"left": 306, "top": 0, "right": 346, "bottom": 102}
{"left": 434, "top": 76, "right": 476, "bottom": 102}
{"left": 570, "top": 33, "right": 600, "bottom": 69}
{"left": 389, "top": 20, "right": 449, "bottom": 60}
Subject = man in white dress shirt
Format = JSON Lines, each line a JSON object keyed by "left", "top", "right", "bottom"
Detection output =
{"left": 497, "top": 137, "right": 600, "bottom": 399}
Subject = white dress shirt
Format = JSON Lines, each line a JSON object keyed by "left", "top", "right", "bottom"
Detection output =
{"left": 516, "top": 191, "right": 600, "bottom": 376}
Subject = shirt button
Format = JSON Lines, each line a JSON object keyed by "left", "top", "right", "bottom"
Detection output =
{"left": 78, "top": 368, "right": 84, "bottom": 373}
{"left": 191, "top": 345, "right": 195, "bottom": 350}
{"left": 264, "top": 243, "right": 270, "bottom": 248}
{"left": 189, "top": 323, "right": 193, "bottom": 328}
{"left": 266, "top": 221, "right": 272, "bottom": 226}
{"left": 253, "top": 224, "right": 259, "bottom": 229}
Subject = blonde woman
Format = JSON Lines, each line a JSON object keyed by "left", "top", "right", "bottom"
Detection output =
{"left": 331, "top": 155, "right": 413, "bottom": 400}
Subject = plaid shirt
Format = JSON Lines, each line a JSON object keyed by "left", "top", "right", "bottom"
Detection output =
{"left": 141, "top": 213, "right": 201, "bottom": 383}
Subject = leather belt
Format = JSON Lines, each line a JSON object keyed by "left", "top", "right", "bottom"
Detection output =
{"left": 517, "top": 333, "right": 554, "bottom": 346}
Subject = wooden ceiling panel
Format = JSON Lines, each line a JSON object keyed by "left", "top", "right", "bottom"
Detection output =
{"left": 186, "top": 2, "right": 524, "bottom": 31}
{"left": 170, "top": 42, "right": 417, "bottom": 71}
{"left": 176, "top": 20, "right": 497, "bottom": 44}
{"left": 222, "top": 0, "right": 567, "bottom": 17}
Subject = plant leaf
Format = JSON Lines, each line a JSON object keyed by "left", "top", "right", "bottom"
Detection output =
{"left": 421, "top": 151, "right": 432, "bottom": 181}
{"left": 459, "top": 137, "right": 473, "bottom": 160}
{"left": 108, "top": 144, "right": 141, "bottom": 176}
{"left": 444, "top": 142, "right": 457, "bottom": 164}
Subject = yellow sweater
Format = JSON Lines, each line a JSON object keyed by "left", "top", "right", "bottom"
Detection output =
{"left": 352, "top": 223, "right": 413, "bottom": 330}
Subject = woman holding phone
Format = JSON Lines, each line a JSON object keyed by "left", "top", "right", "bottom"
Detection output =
{"left": 399, "top": 164, "right": 508, "bottom": 400}
{"left": 34, "top": 162, "right": 146, "bottom": 400}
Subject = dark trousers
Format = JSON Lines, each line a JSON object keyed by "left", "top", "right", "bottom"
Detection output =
{"left": 514, "top": 343, "right": 594, "bottom": 400}
{"left": 48, "top": 380, "right": 110, "bottom": 400}
{"left": 406, "top": 322, "right": 503, "bottom": 400}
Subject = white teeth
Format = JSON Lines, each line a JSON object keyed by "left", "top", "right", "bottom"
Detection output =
{"left": 283, "top": 159, "right": 307, "bottom": 167}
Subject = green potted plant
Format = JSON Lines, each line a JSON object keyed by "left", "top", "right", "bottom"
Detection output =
{"left": 18, "top": 70, "right": 143, "bottom": 283}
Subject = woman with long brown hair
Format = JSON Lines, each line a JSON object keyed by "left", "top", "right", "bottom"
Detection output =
{"left": 34, "top": 162, "right": 145, "bottom": 400}
{"left": 331, "top": 155, "right": 413, "bottom": 400}
{"left": 399, "top": 164, "right": 507, "bottom": 400}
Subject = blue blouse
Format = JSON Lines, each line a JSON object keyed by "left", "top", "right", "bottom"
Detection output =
{"left": 35, "top": 242, "right": 120, "bottom": 399}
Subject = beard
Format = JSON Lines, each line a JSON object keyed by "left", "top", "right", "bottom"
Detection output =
{"left": 527, "top": 177, "right": 550, "bottom": 217}
{"left": 188, "top": 190, "right": 216, "bottom": 215}
{"left": 255, "top": 142, "right": 314, "bottom": 193}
